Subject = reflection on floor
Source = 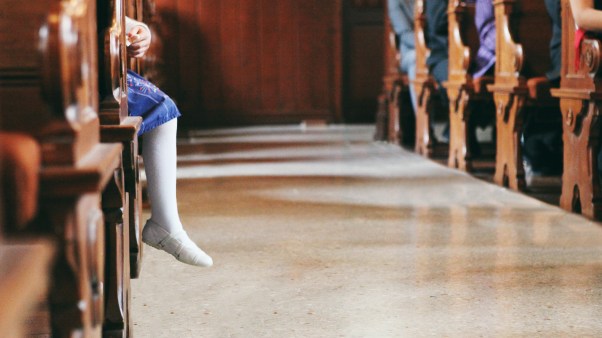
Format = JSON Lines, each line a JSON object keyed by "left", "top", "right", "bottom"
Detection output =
{"left": 132, "top": 125, "right": 602, "bottom": 337}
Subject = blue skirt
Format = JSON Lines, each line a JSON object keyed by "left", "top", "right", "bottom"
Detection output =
{"left": 126, "top": 70, "right": 181, "bottom": 135}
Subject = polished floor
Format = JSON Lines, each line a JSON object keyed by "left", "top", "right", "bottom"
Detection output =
{"left": 132, "top": 125, "right": 602, "bottom": 337}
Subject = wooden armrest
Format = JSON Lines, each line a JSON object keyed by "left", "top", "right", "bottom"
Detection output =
{"left": 100, "top": 116, "right": 143, "bottom": 143}
{"left": 473, "top": 76, "right": 494, "bottom": 94}
{"left": 527, "top": 77, "right": 552, "bottom": 100}
{"left": 40, "top": 144, "right": 123, "bottom": 197}
{"left": 0, "top": 133, "right": 41, "bottom": 230}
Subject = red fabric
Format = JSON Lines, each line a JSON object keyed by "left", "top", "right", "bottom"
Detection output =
{"left": 575, "top": 28, "right": 587, "bottom": 70}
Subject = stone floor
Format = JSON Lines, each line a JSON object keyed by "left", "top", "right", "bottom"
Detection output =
{"left": 132, "top": 125, "right": 602, "bottom": 337}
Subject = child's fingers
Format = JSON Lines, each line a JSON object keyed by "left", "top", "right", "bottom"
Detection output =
{"left": 128, "top": 41, "right": 150, "bottom": 52}
{"left": 128, "top": 26, "right": 145, "bottom": 36}
{"left": 127, "top": 27, "right": 149, "bottom": 44}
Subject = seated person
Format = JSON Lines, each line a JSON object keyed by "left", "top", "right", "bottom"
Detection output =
{"left": 125, "top": 17, "right": 213, "bottom": 267}
{"left": 425, "top": 0, "right": 449, "bottom": 111}
{"left": 387, "top": 0, "right": 417, "bottom": 111}
{"left": 426, "top": 0, "right": 494, "bottom": 152}
{"left": 546, "top": 0, "right": 562, "bottom": 84}
{"left": 522, "top": 0, "right": 563, "bottom": 177}
{"left": 569, "top": 0, "right": 602, "bottom": 36}
{"left": 470, "top": 0, "right": 497, "bottom": 156}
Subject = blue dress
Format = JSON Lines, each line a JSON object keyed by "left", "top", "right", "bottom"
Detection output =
{"left": 126, "top": 70, "right": 181, "bottom": 135}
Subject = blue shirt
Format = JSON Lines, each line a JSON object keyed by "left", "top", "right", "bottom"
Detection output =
{"left": 425, "top": 0, "right": 448, "bottom": 69}
{"left": 387, "top": 0, "right": 415, "bottom": 55}
{"left": 545, "top": 0, "right": 561, "bottom": 81}
{"left": 473, "top": 0, "right": 496, "bottom": 78}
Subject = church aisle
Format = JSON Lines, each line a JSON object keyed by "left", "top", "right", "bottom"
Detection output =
{"left": 132, "top": 125, "right": 602, "bottom": 337}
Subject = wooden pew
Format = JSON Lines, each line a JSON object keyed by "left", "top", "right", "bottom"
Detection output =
{"left": 414, "top": 0, "right": 447, "bottom": 157}
{"left": 0, "top": 0, "right": 123, "bottom": 336}
{"left": 444, "top": 0, "right": 494, "bottom": 171}
{"left": 97, "top": 0, "right": 145, "bottom": 336}
{"left": 0, "top": 133, "right": 54, "bottom": 338}
{"left": 374, "top": 11, "right": 397, "bottom": 142}
{"left": 375, "top": 2, "right": 415, "bottom": 146}
{"left": 550, "top": 0, "right": 602, "bottom": 219}
{"left": 487, "top": 0, "right": 558, "bottom": 190}
{"left": 98, "top": 0, "right": 144, "bottom": 284}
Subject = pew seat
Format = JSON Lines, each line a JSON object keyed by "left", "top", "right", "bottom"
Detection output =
{"left": 527, "top": 77, "right": 555, "bottom": 101}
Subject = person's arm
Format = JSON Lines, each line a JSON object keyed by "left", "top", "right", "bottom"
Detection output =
{"left": 125, "top": 16, "right": 151, "bottom": 58}
{"left": 387, "top": 0, "right": 414, "bottom": 51}
{"left": 388, "top": 0, "right": 406, "bottom": 36}
{"left": 570, "top": 0, "right": 602, "bottom": 31}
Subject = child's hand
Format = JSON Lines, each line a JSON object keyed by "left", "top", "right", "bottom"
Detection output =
{"left": 127, "top": 26, "right": 151, "bottom": 58}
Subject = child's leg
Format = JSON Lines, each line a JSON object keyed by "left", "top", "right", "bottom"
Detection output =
{"left": 141, "top": 116, "right": 213, "bottom": 267}
{"left": 143, "top": 118, "right": 181, "bottom": 231}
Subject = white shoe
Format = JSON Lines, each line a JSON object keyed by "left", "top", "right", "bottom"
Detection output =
{"left": 142, "top": 220, "right": 213, "bottom": 267}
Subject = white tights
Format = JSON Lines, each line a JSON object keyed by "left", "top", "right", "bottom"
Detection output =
{"left": 142, "top": 118, "right": 183, "bottom": 233}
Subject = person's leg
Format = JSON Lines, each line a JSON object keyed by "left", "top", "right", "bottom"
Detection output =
{"left": 401, "top": 49, "right": 417, "bottom": 112}
{"left": 430, "top": 58, "right": 449, "bottom": 105}
{"left": 143, "top": 118, "right": 181, "bottom": 231}
{"left": 141, "top": 111, "right": 213, "bottom": 267}
{"left": 430, "top": 58, "right": 450, "bottom": 141}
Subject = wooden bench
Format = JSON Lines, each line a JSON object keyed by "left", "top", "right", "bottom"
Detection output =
{"left": 97, "top": 0, "right": 148, "bottom": 335}
{"left": 487, "top": 0, "right": 559, "bottom": 190}
{"left": 550, "top": 0, "right": 602, "bottom": 219}
{"left": 375, "top": 2, "right": 415, "bottom": 146}
{"left": 0, "top": 0, "right": 125, "bottom": 336}
{"left": 444, "top": 0, "right": 494, "bottom": 171}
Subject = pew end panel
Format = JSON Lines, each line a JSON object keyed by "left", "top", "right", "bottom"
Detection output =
{"left": 98, "top": 0, "right": 130, "bottom": 125}
{"left": 97, "top": 0, "right": 146, "bottom": 285}
{"left": 413, "top": 0, "right": 444, "bottom": 157}
{"left": 0, "top": 0, "right": 102, "bottom": 167}
{"left": 390, "top": 73, "right": 416, "bottom": 147}
{"left": 488, "top": 0, "right": 558, "bottom": 191}
{"left": 100, "top": 116, "right": 144, "bottom": 279}
{"left": 445, "top": 0, "right": 494, "bottom": 171}
{"left": 375, "top": 4, "right": 415, "bottom": 147}
{"left": 550, "top": 0, "right": 602, "bottom": 220}
{"left": 375, "top": 5, "right": 401, "bottom": 142}
{"left": 101, "top": 162, "right": 133, "bottom": 337}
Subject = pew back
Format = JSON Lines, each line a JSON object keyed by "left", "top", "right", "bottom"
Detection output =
{"left": 447, "top": 1, "right": 478, "bottom": 84}
{"left": 492, "top": 0, "right": 553, "bottom": 89}
{"left": 0, "top": 0, "right": 101, "bottom": 165}
{"left": 550, "top": 0, "right": 602, "bottom": 219}
{"left": 558, "top": 0, "right": 602, "bottom": 94}
{"left": 98, "top": 0, "right": 129, "bottom": 123}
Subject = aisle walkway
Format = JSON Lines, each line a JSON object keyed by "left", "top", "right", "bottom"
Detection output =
{"left": 132, "top": 125, "right": 602, "bottom": 337}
